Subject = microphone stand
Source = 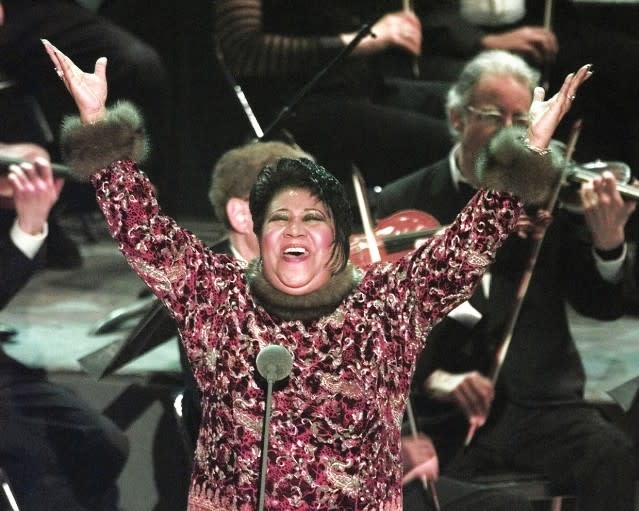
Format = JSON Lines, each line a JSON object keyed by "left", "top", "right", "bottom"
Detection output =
{"left": 255, "top": 345, "right": 293, "bottom": 511}
{"left": 257, "top": 377, "right": 275, "bottom": 511}
{"left": 260, "top": 22, "right": 374, "bottom": 141}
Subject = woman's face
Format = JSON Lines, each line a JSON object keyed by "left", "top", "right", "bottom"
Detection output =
{"left": 260, "top": 188, "right": 336, "bottom": 296}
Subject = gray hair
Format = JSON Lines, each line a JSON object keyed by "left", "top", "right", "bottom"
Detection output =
{"left": 446, "top": 50, "right": 540, "bottom": 139}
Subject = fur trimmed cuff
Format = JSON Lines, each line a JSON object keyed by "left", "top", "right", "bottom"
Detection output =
{"left": 475, "top": 127, "right": 562, "bottom": 208}
{"left": 60, "top": 100, "right": 149, "bottom": 180}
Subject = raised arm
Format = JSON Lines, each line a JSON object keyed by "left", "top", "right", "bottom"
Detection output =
{"left": 40, "top": 40, "right": 239, "bottom": 319}
{"left": 379, "top": 64, "right": 593, "bottom": 326}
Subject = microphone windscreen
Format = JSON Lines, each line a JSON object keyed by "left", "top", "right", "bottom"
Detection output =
{"left": 256, "top": 345, "right": 293, "bottom": 382}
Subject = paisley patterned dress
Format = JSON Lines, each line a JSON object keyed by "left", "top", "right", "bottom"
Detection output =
{"left": 92, "top": 159, "right": 521, "bottom": 511}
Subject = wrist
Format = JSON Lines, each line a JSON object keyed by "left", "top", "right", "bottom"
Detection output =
{"left": 523, "top": 137, "right": 550, "bottom": 156}
{"left": 80, "top": 106, "right": 107, "bottom": 126}
{"left": 18, "top": 218, "right": 45, "bottom": 236}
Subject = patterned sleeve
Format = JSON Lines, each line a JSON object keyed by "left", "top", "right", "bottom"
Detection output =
{"left": 215, "top": 0, "right": 343, "bottom": 79}
{"left": 365, "top": 189, "right": 521, "bottom": 332}
{"left": 91, "top": 159, "right": 242, "bottom": 324}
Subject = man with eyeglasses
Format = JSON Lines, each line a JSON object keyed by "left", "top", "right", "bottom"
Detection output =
{"left": 376, "top": 49, "right": 636, "bottom": 510}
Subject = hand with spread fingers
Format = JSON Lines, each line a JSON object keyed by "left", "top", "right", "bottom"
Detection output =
{"left": 41, "top": 39, "right": 108, "bottom": 125}
{"left": 527, "top": 64, "right": 592, "bottom": 151}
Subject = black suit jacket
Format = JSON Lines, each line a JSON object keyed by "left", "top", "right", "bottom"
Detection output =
{"left": 0, "top": 208, "right": 45, "bottom": 310}
{"left": 0, "top": 209, "right": 46, "bottom": 381}
{"left": 377, "top": 158, "right": 627, "bottom": 409}
{"left": 0, "top": 236, "right": 40, "bottom": 310}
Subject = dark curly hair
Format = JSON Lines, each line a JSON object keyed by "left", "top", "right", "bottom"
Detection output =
{"left": 249, "top": 158, "right": 353, "bottom": 273}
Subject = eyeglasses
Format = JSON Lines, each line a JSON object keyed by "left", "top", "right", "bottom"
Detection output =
{"left": 465, "top": 106, "right": 530, "bottom": 129}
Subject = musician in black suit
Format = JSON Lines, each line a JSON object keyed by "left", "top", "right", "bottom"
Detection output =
{"left": 376, "top": 50, "right": 637, "bottom": 511}
{"left": 0, "top": 146, "right": 129, "bottom": 511}
{"left": 412, "top": 0, "right": 639, "bottom": 182}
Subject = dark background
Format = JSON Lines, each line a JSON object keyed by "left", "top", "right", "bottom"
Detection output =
{"left": 95, "top": 0, "right": 639, "bottom": 219}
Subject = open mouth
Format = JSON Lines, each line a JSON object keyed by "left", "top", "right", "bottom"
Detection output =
{"left": 283, "top": 247, "right": 308, "bottom": 257}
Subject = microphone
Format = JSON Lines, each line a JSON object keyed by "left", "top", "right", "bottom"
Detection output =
{"left": 255, "top": 345, "right": 293, "bottom": 511}
{"left": 0, "top": 156, "right": 74, "bottom": 180}
{"left": 256, "top": 344, "right": 293, "bottom": 382}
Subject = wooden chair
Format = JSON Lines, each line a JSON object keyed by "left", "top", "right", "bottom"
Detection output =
{"left": 470, "top": 471, "right": 573, "bottom": 511}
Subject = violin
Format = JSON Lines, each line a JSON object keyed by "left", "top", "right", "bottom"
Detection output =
{"left": 560, "top": 159, "right": 639, "bottom": 214}
{"left": 0, "top": 157, "right": 73, "bottom": 207}
{"left": 349, "top": 209, "right": 442, "bottom": 267}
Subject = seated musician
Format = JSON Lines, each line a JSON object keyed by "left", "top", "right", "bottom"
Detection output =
{"left": 0, "top": 144, "right": 129, "bottom": 511}
{"left": 376, "top": 49, "right": 637, "bottom": 511}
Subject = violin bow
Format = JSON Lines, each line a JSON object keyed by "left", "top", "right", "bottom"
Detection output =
{"left": 402, "top": 0, "right": 420, "bottom": 78}
{"left": 541, "top": 0, "right": 554, "bottom": 91}
{"left": 464, "top": 119, "right": 583, "bottom": 447}
{"left": 351, "top": 166, "right": 382, "bottom": 262}
{"left": 351, "top": 166, "right": 441, "bottom": 511}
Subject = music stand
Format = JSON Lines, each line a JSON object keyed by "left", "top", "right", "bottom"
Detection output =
{"left": 607, "top": 375, "right": 639, "bottom": 413}
{"left": 79, "top": 300, "right": 176, "bottom": 379}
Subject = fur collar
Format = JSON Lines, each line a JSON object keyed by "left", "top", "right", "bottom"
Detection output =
{"left": 245, "top": 259, "right": 362, "bottom": 321}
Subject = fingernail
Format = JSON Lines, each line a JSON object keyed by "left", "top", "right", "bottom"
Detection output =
{"left": 586, "top": 63, "right": 594, "bottom": 72}
{"left": 41, "top": 38, "right": 50, "bottom": 46}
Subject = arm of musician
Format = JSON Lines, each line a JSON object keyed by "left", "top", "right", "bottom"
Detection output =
{"left": 8, "top": 157, "right": 63, "bottom": 242}
{"left": 481, "top": 26, "right": 558, "bottom": 65}
{"left": 581, "top": 171, "right": 636, "bottom": 283}
{"left": 342, "top": 10, "right": 422, "bottom": 57}
{"left": 424, "top": 369, "right": 494, "bottom": 428}
{"left": 0, "top": 155, "right": 62, "bottom": 309}
{"left": 401, "top": 433, "right": 439, "bottom": 485}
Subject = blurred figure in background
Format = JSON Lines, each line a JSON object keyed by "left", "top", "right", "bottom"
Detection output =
{"left": 215, "top": 0, "right": 453, "bottom": 187}
{"left": 0, "top": 0, "right": 172, "bottom": 268}
{"left": 414, "top": 0, "right": 639, "bottom": 176}
{"left": 377, "top": 49, "right": 637, "bottom": 511}
{"left": 0, "top": 144, "right": 129, "bottom": 511}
